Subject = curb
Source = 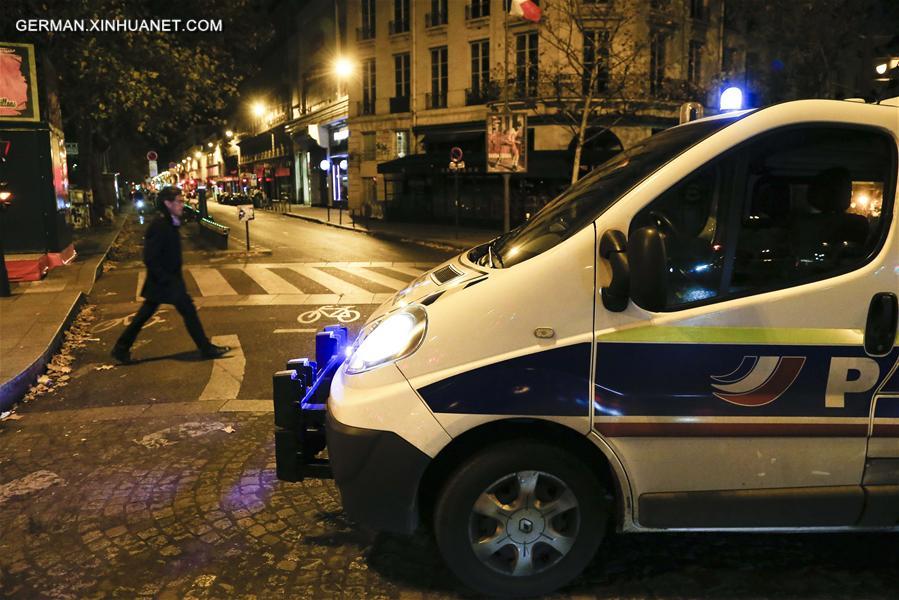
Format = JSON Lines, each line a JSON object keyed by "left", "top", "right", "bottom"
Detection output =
{"left": 281, "top": 211, "right": 475, "bottom": 252}
{"left": 0, "top": 293, "right": 85, "bottom": 413}
{"left": 90, "top": 212, "right": 130, "bottom": 289}
{"left": 0, "top": 214, "right": 128, "bottom": 413}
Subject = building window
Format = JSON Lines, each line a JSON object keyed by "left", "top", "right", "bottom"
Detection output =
{"left": 468, "top": 39, "right": 490, "bottom": 104}
{"left": 688, "top": 40, "right": 703, "bottom": 85}
{"left": 359, "top": 0, "right": 375, "bottom": 40}
{"left": 427, "top": 0, "right": 447, "bottom": 27}
{"left": 362, "top": 132, "right": 376, "bottom": 161}
{"left": 392, "top": 54, "right": 411, "bottom": 113}
{"left": 362, "top": 58, "right": 376, "bottom": 115}
{"left": 396, "top": 130, "right": 409, "bottom": 158}
{"left": 689, "top": 0, "right": 706, "bottom": 20}
{"left": 515, "top": 31, "right": 539, "bottom": 98}
{"left": 466, "top": 0, "right": 490, "bottom": 19}
{"left": 430, "top": 46, "right": 448, "bottom": 108}
{"left": 391, "top": 0, "right": 410, "bottom": 34}
{"left": 649, "top": 30, "right": 666, "bottom": 96}
{"left": 583, "top": 29, "right": 610, "bottom": 95}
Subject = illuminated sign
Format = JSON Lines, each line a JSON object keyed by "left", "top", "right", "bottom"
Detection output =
{"left": 0, "top": 42, "right": 40, "bottom": 122}
{"left": 333, "top": 127, "right": 349, "bottom": 141}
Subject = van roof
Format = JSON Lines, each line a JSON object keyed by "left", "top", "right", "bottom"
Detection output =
{"left": 690, "top": 97, "right": 899, "bottom": 128}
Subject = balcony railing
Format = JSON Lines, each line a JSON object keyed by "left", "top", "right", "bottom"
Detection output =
{"left": 389, "top": 19, "right": 410, "bottom": 35}
{"left": 357, "top": 98, "right": 376, "bottom": 116}
{"left": 356, "top": 25, "right": 375, "bottom": 41}
{"left": 465, "top": 82, "right": 500, "bottom": 105}
{"left": 425, "top": 11, "right": 447, "bottom": 28}
{"left": 465, "top": 3, "right": 490, "bottom": 20}
{"left": 425, "top": 91, "right": 447, "bottom": 109}
{"left": 389, "top": 96, "right": 410, "bottom": 113}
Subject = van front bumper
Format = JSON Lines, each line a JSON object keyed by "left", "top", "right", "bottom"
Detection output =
{"left": 326, "top": 409, "right": 430, "bottom": 534}
{"left": 272, "top": 325, "right": 431, "bottom": 534}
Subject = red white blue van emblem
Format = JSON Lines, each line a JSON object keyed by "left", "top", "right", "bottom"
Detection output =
{"left": 711, "top": 356, "right": 806, "bottom": 407}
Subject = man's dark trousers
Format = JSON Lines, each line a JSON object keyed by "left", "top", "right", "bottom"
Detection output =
{"left": 117, "top": 295, "right": 208, "bottom": 351}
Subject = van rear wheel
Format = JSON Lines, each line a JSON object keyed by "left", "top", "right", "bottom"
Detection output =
{"left": 434, "top": 440, "right": 608, "bottom": 598}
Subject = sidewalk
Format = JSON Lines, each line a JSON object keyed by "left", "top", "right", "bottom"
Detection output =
{"left": 281, "top": 205, "right": 500, "bottom": 251}
{"left": 0, "top": 214, "right": 127, "bottom": 412}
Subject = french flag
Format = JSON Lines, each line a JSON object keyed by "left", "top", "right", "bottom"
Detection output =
{"left": 510, "top": 0, "right": 542, "bottom": 22}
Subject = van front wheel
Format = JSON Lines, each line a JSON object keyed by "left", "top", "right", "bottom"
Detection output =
{"left": 434, "top": 441, "right": 608, "bottom": 598}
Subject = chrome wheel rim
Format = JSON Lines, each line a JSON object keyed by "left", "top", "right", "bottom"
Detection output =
{"left": 468, "top": 470, "right": 580, "bottom": 576}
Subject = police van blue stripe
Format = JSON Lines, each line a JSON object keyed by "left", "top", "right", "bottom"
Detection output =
{"left": 417, "top": 343, "right": 592, "bottom": 416}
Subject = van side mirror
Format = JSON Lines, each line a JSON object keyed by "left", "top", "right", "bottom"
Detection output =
{"left": 629, "top": 226, "right": 667, "bottom": 312}
{"left": 599, "top": 229, "right": 629, "bottom": 312}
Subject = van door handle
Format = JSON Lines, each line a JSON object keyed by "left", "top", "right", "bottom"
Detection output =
{"left": 864, "top": 292, "right": 898, "bottom": 357}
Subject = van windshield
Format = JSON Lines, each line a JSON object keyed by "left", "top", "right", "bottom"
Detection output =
{"left": 475, "top": 115, "right": 748, "bottom": 269}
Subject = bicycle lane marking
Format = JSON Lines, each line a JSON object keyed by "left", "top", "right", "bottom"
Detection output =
{"left": 273, "top": 328, "right": 317, "bottom": 334}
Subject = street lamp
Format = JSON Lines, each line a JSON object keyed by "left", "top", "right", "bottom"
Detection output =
{"left": 334, "top": 57, "right": 354, "bottom": 79}
{"left": 225, "top": 130, "right": 234, "bottom": 138}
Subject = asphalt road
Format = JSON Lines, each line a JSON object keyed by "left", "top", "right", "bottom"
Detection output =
{"left": 1, "top": 212, "right": 897, "bottom": 598}
{"left": 204, "top": 201, "right": 449, "bottom": 263}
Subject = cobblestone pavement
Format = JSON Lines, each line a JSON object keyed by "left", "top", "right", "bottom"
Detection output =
{"left": 3, "top": 404, "right": 899, "bottom": 599}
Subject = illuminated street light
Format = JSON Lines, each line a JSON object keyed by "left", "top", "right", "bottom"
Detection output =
{"left": 226, "top": 130, "right": 234, "bottom": 138}
{"left": 876, "top": 63, "right": 888, "bottom": 75}
{"left": 251, "top": 101, "right": 266, "bottom": 117}
{"left": 194, "top": 151, "right": 202, "bottom": 159}
{"left": 207, "top": 142, "right": 213, "bottom": 148}
{"left": 334, "top": 57, "right": 354, "bottom": 79}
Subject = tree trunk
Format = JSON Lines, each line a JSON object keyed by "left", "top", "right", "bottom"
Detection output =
{"left": 571, "top": 95, "right": 593, "bottom": 185}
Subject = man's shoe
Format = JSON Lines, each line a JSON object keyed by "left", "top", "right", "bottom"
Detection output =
{"left": 201, "top": 344, "right": 231, "bottom": 359}
{"left": 110, "top": 345, "right": 135, "bottom": 365}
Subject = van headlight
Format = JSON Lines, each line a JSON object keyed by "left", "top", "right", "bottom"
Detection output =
{"left": 346, "top": 304, "right": 427, "bottom": 374}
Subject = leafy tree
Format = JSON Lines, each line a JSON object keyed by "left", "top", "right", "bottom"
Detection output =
{"left": 1, "top": 0, "right": 275, "bottom": 200}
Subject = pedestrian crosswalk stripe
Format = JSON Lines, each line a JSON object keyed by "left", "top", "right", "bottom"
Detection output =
{"left": 242, "top": 265, "right": 301, "bottom": 294}
{"left": 128, "top": 263, "right": 436, "bottom": 299}
{"left": 383, "top": 264, "right": 427, "bottom": 278}
{"left": 135, "top": 271, "right": 146, "bottom": 301}
{"left": 286, "top": 265, "right": 371, "bottom": 296}
{"left": 189, "top": 268, "right": 238, "bottom": 296}
{"left": 338, "top": 266, "right": 407, "bottom": 291}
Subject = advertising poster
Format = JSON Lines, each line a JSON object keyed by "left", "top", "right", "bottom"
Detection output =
{"left": 0, "top": 42, "right": 40, "bottom": 122}
{"left": 487, "top": 111, "right": 527, "bottom": 173}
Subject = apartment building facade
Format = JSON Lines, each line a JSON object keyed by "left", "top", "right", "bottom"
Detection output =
{"left": 346, "top": 0, "right": 740, "bottom": 227}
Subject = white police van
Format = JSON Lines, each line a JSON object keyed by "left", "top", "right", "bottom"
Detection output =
{"left": 273, "top": 99, "right": 899, "bottom": 597}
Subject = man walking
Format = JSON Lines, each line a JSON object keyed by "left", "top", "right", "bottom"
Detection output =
{"left": 111, "top": 186, "right": 230, "bottom": 364}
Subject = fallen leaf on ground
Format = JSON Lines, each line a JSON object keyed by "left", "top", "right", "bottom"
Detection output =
{"left": 222, "top": 425, "right": 235, "bottom": 433}
{"left": 94, "top": 365, "right": 115, "bottom": 371}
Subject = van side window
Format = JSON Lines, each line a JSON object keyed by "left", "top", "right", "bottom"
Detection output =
{"left": 630, "top": 160, "right": 733, "bottom": 307}
{"left": 730, "top": 127, "right": 893, "bottom": 295}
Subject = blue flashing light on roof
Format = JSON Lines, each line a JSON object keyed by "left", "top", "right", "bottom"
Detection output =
{"left": 720, "top": 86, "right": 744, "bottom": 111}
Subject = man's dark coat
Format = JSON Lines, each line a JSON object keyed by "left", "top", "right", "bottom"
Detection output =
{"left": 140, "top": 214, "right": 188, "bottom": 303}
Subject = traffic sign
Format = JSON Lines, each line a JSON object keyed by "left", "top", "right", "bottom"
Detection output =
{"left": 238, "top": 204, "right": 255, "bottom": 222}
{"left": 450, "top": 147, "right": 464, "bottom": 162}
{"left": 146, "top": 150, "right": 158, "bottom": 161}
